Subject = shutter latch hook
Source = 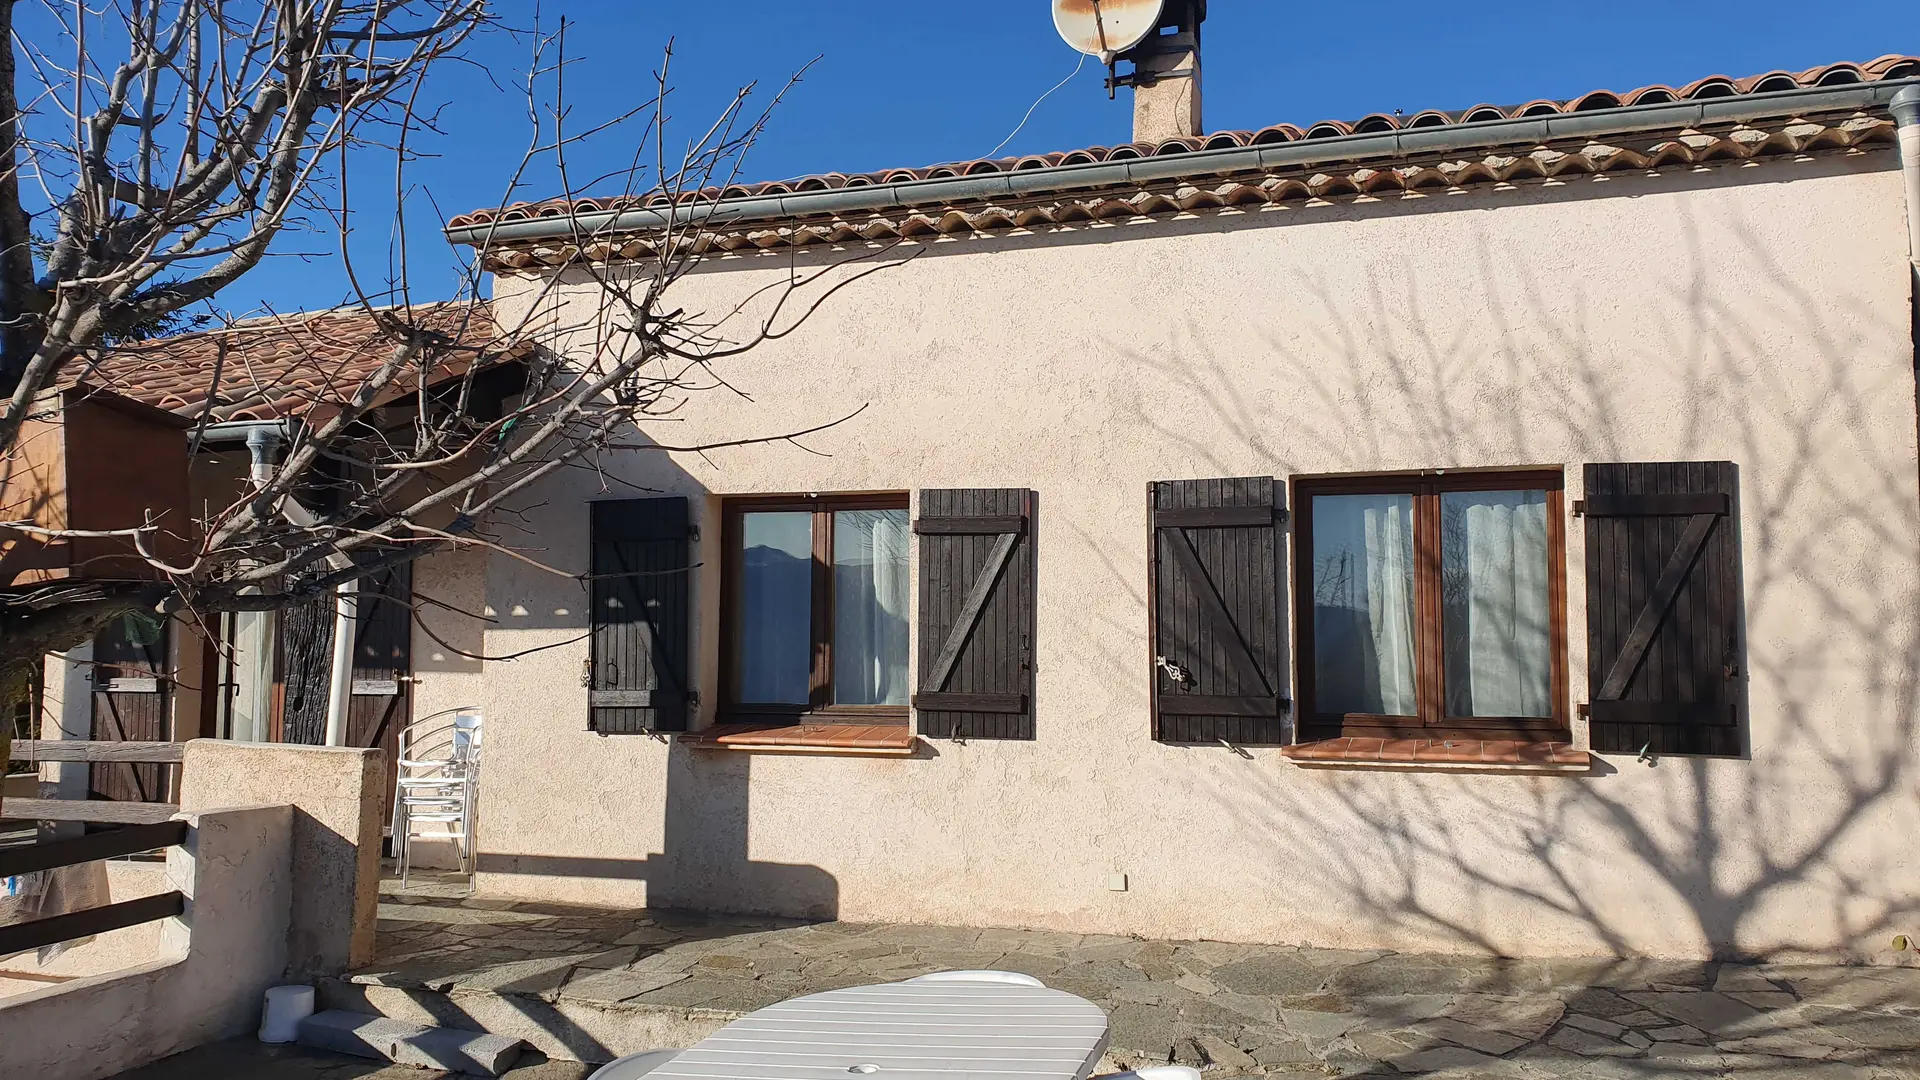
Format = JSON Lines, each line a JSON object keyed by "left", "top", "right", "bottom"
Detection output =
{"left": 1637, "top": 742, "right": 1657, "bottom": 766}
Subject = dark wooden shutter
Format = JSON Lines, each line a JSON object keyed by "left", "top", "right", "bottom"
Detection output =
{"left": 590, "top": 497, "right": 692, "bottom": 734}
{"left": 1583, "top": 462, "right": 1742, "bottom": 757}
{"left": 88, "top": 615, "right": 173, "bottom": 802}
{"left": 347, "top": 563, "right": 413, "bottom": 819}
{"left": 913, "top": 489, "right": 1035, "bottom": 740}
{"left": 1150, "top": 478, "right": 1287, "bottom": 744}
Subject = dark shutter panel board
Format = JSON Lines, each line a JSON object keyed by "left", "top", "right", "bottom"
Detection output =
{"left": 1582, "top": 462, "right": 1742, "bottom": 757}
{"left": 913, "top": 489, "right": 1036, "bottom": 740}
{"left": 589, "top": 497, "right": 692, "bottom": 733}
{"left": 1150, "top": 477, "right": 1288, "bottom": 745}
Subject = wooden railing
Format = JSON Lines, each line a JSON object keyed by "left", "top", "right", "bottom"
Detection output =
{"left": 2, "top": 739, "right": 190, "bottom": 953}
{"left": 5, "top": 740, "right": 183, "bottom": 824}
{"left": 10, "top": 740, "right": 185, "bottom": 763}
{"left": 0, "top": 820, "right": 188, "bottom": 955}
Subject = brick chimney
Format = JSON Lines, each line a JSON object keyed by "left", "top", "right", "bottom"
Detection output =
{"left": 1124, "top": 0, "right": 1204, "bottom": 142}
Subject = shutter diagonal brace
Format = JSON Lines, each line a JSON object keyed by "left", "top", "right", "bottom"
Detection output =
{"left": 1596, "top": 511, "right": 1718, "bottom": 701}
{"left": 1160, "top": 526, "right": 1273, "bottom": 697}
{"left": 923, "top": 531, "right": 1019, "bottom": 694}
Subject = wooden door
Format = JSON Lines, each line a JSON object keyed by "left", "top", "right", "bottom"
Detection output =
{"left": 89, "top": 615, "right": 174, "bottom": 801}
{"left": 276, "top": 592, "right": 334, "bottom": 746}
{"left": 346, "top": 564, "right": 411, "bottom": 817}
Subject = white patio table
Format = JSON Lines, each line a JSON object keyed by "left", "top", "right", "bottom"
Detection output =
{"left": 639, "top": 978, "right": 1112, "bottom": 1080}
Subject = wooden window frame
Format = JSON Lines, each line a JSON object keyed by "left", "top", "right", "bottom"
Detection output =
{"left": 1291, "top": 468, "right": 1570, "bottom": 743}
{"left": 720, "top": 492, "right": 911, "bottom": 727}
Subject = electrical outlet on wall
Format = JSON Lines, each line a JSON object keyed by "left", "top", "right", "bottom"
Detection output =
{"left": 1106, "top": 872, "right": 1128, "bottom": 892}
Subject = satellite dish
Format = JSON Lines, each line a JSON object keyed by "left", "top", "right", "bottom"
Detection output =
{"left": 1052, "top": 0, "right": 1164, "bottom": 63}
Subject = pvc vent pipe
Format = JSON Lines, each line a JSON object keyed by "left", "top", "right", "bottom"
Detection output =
{"left": 324, "top": 578, "right": 359, "bottom": 747}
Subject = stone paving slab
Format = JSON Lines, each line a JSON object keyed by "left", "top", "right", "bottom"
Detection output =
{"left": 342, "top": 874, "right": 1920, "bottom": 1077}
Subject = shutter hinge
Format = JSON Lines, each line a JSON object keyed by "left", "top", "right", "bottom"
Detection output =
{"left": 580, "top": 658, "right": 593, "bottom": 688}
{"left": 1571, "top": 500, "right": 1586, "bottom": 518}
{"left": 688, "top": 523, "right": 700, "bottom": 541}
{"left": 1275, "top": 507, "right": 1292, "bottom": 525}
{"left": 1577, "top": 702, "right": 1590, "bottom": 719}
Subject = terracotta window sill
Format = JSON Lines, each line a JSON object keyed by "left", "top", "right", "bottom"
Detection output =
{"left": 679, "top": 722, "right": 919, "bottom": 756}
{"left": 1281, "top": 737, "right": 1591, "bottom": 773}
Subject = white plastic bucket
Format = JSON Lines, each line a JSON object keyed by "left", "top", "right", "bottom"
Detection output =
{"left": 258, "top": 984, "right": 315, "bottom": 1044}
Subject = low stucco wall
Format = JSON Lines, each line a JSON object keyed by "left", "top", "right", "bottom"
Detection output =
{"left": 0, "top": 861, "right": 172, "bottom": 998}
{"left": 0, "top": 805, "right": 293, "bottom": 1080}
{"left": 456, "top": 150, "right": 1920, "bottom": 961}
{"left": 178, "top": 740, "right": 384, "bottom": 975}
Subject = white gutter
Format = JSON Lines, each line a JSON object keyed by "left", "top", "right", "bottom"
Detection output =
{"left": 446, "top": 79, "right": 1920, "bottom": 249}
{"left": 196, "top": 418, "right": 295, "bottom": 445}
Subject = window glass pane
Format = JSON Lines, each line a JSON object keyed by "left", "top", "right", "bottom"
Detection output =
{"left": 832, "top": 509, "right": 911, "bottom": 705}
{"left": 1311, "top": 494, "right": 1418, "bottom": 716}
{"left": 1441, "top": 489, "right": 1552, "bottom": 717}
{"left": 735, "top": 512, "right": 813, "bottom": 704}
{"left": 226, "top": 609, "right": 276, "bottom": 742}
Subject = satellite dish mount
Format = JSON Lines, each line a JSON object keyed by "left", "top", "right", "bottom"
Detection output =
{"left": 1107, "top": 0, "right": 1204, "bottom": 103}
{"left": 1052, "top": 0, "right": 1206, "bottom": 141}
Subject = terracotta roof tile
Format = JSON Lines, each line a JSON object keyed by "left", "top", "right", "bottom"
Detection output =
{"left": 76, "top": 302, "right": 518, "bottom": 423}
{"left": 447, "top": 55, "right": 1919, "bottom": 236}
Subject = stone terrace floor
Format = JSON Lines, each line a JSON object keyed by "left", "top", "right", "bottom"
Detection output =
{"left": 316, "top": 872, "right": 1920, "bottom": 1079}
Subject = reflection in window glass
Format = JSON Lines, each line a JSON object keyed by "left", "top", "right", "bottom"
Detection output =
{"left": 1441, "top": 489, "right": 1551, "bottom": 717}
{"left": 228, "top": 609, "right": 277, "bottom": 741}
{"left": 735, "top": 512, "right": 812, "bottom": 703}
{"left": 1311, "top": 494, "right": 1417, "bottom": 716}
{"left": 832, "top": 509, "right": 911, "bottom": 705}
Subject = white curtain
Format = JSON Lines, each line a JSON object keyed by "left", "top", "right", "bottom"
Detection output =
{"left": 226, "top": 609, "right": 276, "bottom": 741}
{"left": 833, "top": 510, "right": 910, "bottom": 704}
{"left": 1444, "top": 490, "right": 1551, "bottom": 717}
{"left": 1312, "top": 495, "right": 1417, "bottom": 716}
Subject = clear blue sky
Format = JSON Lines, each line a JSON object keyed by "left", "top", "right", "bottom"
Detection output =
{"left": 227, "top": 1, "right": 1916, "bottom": 315}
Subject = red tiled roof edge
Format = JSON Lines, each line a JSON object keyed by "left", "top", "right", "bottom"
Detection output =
{"left": 448, "top": 55, "right": 1918, "bottom": 233}
{"left": 80, "top": 301, "right": 526, "bottom": 423}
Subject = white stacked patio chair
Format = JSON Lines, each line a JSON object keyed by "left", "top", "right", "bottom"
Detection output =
{"left": 391, "top": 706, "right": 483, "bottom": 889}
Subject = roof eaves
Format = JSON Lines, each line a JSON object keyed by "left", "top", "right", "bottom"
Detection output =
{"left": 447, "top": 74, "right": 1919, "bottom": 253}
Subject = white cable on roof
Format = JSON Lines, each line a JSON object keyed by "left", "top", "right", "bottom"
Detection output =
{"left": 986, "top": 51, "right": 1088, "bottom": 160}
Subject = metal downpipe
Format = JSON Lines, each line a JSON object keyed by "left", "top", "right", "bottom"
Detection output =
{"left": 1891, "top": 87, "right": 1920, "bottom": 268}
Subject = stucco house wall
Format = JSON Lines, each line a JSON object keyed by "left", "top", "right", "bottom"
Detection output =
{"left": 444, "top": 150, "right": 1920, "bottom": 961}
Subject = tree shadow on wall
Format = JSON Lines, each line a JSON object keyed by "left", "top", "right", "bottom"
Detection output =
{"left": 1110, "top": 201, "right": 1918, "bottom": 975}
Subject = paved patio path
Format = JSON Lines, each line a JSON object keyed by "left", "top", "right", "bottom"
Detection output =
{"left": 338, "top": 875, "right": 1920, "bottom": 1078}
